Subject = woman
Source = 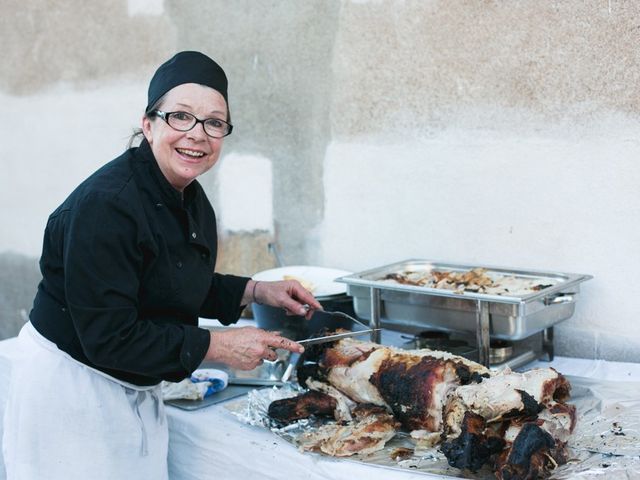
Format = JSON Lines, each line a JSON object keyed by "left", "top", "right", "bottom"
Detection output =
{"left": 2, "top": 51, "right": 321, "bottom": 479}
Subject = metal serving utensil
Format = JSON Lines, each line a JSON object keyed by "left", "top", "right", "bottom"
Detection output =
{"left": 296, "top": 309, "right": 379, "bottom": 346}
{"left": 277, "top": 310, "right": 379, "bottom": 383}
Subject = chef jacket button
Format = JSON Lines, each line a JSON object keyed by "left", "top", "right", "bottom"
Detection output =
{"left": 191, "top": 232, "right": 197, "bottom": 239}
{"left": 176, "top": 261, "right": 183, "bottom": 268}
{"left": 155, "top": 203, "right": 163, "bottom": 209}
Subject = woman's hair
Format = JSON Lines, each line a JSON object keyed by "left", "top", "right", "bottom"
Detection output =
{"left": 126, "top": 91, "right": 232, "bottom": 149}
{"left": 127, "top": 94, "right": 166, "bottom": 148}
{"left": 127, "top": 129, "right": 144, "bottom": 149}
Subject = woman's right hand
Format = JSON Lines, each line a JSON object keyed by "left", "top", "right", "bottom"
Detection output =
{"left": 205, "top": 327, "right": 304, "bottom": 370}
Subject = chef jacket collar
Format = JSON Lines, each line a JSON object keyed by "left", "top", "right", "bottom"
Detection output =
{"left": 137, "top": 139, "right": 198, "bottom": 209}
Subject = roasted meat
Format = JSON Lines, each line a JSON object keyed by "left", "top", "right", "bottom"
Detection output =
{"left": 494, "top": 422, "right": 562, "bottom": 480}
{"left": 305, "top": 378, "right": 357, "bottom": 422}
{"left": 440, "top": 411, "right": 506, "bottom": 472}
{"left": 444, "top": 367, "right": 571, "bottom": 437}
{"left": 297, "top": 404, "right": 400, "bottom": 457}
{"left": 268, "top": 390, "right": 337, "bottom": 424}
{"left": 440, "top": 369, "right": 575, "bottom": 478}
{"left": 489, "top": 402, "right": 576, "bottom": 479}
{"left": 302, "top": 337, "right": 489, "bottom": 432}
{"left": 441, "top": 398, "right": 576, "bottom": 478}
{"left": 382, "top": 268, "right": 556, "bottom": 296}
{"left": 266, "top": 337, "right": 575, "bottom": 479}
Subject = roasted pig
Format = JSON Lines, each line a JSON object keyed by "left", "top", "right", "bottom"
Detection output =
{"left": 267, "top": 336, "right": 575, "bottom": 480}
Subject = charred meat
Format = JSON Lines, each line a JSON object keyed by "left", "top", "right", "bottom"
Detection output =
{"left": 440, "top": 411, "right": 506, "bottom": 472}
{"left": 494, "top": 422, "right": 561, "bottom": 480}
{"left": 302, "top": 337, "right": 489, "bottom": 433}
{"left": 268, "top": 390, "right": 337, "bottom": 425}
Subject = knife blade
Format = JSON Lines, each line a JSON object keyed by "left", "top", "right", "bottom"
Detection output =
{"left": 297, "top": 329, "right": 378, "bottom": 346}
{"left": 297, "top": 310, "right": 379, "bottom": 346}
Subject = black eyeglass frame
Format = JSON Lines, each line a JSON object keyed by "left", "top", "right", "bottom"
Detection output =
{"left": 150, "top": 110, "right": 233, "bottom": 138}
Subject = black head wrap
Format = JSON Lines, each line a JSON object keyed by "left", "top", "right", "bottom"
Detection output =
{"left": 145, "top": 51, "right": 228, "bottom": 113}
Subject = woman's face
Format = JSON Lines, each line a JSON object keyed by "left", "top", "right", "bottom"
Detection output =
{"left": 142, "top": 83, "right": 228, "bottom": 191}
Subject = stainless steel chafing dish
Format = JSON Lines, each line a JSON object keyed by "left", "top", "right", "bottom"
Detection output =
{"left": 337, "top": 259, "right": 593, "bottom": 366}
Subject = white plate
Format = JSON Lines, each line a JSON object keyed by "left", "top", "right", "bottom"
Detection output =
{"left": 252, "top": 266, "right": 352, "bottom": 298}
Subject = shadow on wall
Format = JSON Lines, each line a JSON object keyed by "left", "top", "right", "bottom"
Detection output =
{"left": 0, "top": 253, "right": 40, "bottom": 340}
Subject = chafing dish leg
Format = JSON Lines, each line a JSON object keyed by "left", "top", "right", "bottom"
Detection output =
{"left": 370, "top": 287, "right": 381, "bottom": 344}
{"left": 543, "top": 327, "right": 554, "bottom": 361}
{"left": 476, "top": 300, "right": 490, "bottom": 367}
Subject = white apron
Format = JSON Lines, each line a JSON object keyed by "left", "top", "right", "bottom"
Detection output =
{"left": 2, "top": 323, "right": 169, "bottom": 480}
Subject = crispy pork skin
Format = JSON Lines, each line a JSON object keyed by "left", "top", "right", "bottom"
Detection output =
{"left": 268, "top": 390, "right": 337, "bottom": 425}
{"left": 370, "top": 353, "right": 466, "bottom": 432}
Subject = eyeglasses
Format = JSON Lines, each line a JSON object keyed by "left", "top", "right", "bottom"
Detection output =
{"left": 151, "top": 110, "right": 233, "bottom": 138}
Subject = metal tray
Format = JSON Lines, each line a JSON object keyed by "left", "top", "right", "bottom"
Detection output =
{"left": 200, "top": 356, "right": 290, "bottom": 387}
{"left": 337, "top": 259, "right": 593, "bottom": 340}
{"left": 165, "top": 385, "right": 256, "bottom": 411}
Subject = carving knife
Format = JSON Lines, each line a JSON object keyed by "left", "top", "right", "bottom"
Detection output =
{"left": 296, "top": 310, "right": 379, "bottom": 346}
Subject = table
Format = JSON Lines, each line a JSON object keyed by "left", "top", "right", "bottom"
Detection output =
{"left": 1, "top": 329, "right": 639, "bottom": 480}
{"left": 165, "top": 353, "right": 640, "bottom": 480}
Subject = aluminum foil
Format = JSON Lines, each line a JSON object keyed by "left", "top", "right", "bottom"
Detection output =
{"left": 227, "top": 376, "right": 640, "bottom": 479}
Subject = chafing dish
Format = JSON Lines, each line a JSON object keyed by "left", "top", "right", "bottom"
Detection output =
{"left": 337, "top": 259, "right": 592, "bottom": 366}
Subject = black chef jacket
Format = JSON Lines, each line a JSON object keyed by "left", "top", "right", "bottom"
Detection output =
{"left": 30, "top": 139, "right": 250, "bottom": 386}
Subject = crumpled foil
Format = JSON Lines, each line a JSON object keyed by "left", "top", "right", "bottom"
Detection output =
{"left": 230, "top": 384, "right": 304, "bottom": 429}
{"left": 227, "top": 376, "right": 640, "bottom": 479}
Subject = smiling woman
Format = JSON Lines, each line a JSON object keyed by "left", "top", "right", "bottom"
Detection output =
{"left": 143, "top": 83, "right": 228, "bottom": 191}
{"left": 2, "top": 50, "right": 321, "bottom": 480}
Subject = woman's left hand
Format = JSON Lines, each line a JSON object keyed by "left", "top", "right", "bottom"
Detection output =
{"left": 244, "top": 279, "right": 322, "bottom": 319}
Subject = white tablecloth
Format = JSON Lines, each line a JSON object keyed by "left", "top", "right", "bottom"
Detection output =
{"left": 1, "top": 329, "right": 639, "bottom": 480}
{"left": 165, "top": 353, "right": 640, "bottom": 480}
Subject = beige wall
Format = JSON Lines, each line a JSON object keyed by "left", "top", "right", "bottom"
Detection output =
{"left": 2, "top": 0, "right": 639, "bottom": 361}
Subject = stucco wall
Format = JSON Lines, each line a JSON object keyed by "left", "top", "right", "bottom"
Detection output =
{"left": 2, "top": 0, "right": 639, "bottom": 362}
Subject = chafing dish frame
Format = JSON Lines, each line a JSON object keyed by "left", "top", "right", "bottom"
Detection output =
{"left": 336, "top": 259, "right": 593, "bottom": 366}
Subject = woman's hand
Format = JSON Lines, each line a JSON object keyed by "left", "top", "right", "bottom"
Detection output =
{"left": 205, "top": 327, "right": 304, "bottom": 370}
{"left": 243, "top": 279, "right": 322, "bottom": 319}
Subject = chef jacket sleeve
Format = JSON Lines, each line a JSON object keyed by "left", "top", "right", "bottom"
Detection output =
{"left": 200, "top": 273, "right": 251, "bottom": 325}
{"left": 63, "top": 193, "right": 210, "bottom": 381}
